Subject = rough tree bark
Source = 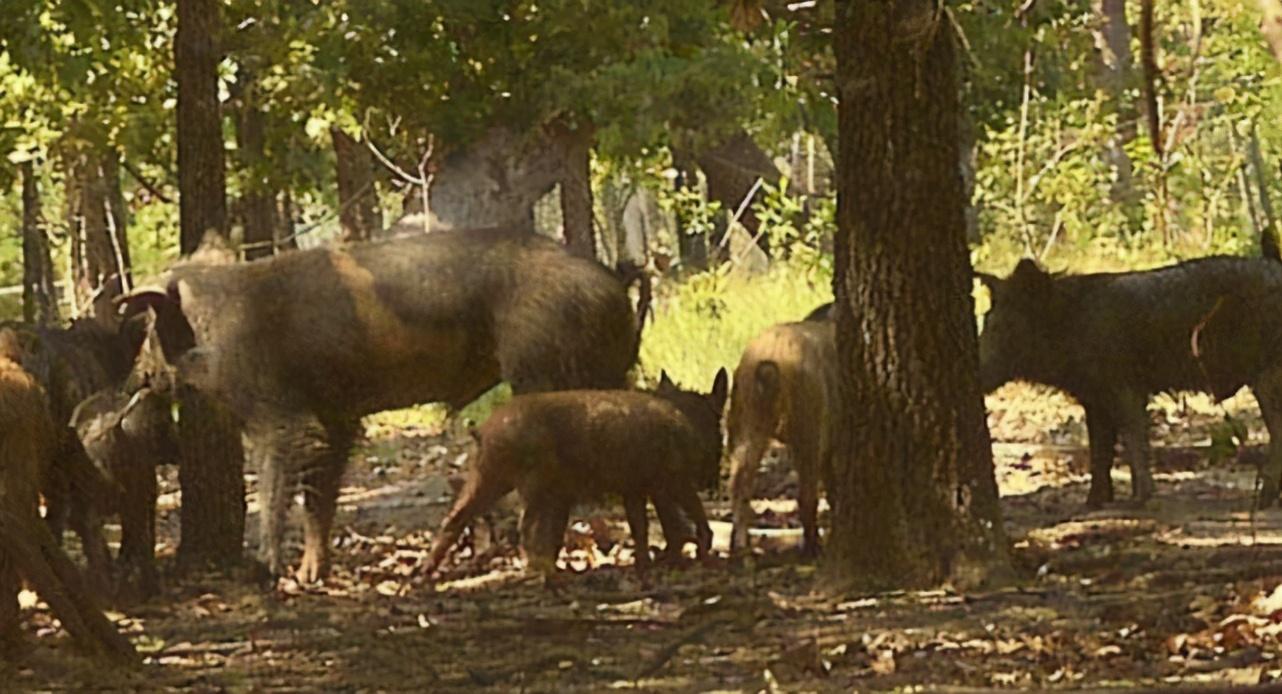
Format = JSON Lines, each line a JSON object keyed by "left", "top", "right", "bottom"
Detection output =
{"left": 234, "top": 77, "right": 278, "bottom": 260}
{"left": 175, "top": 0, "right": 246, "bottom": 571}
{"left": 827, "top": 0, "right": 1009, "bottom": 589}
{"left": 19, "top": 161, "right": 59, "bottom": 325}
{"left": 557, "top": 122, "right": 597, "bottom": 260}
{"left": 331, "top": 128, "right": 384, "bottom": 243}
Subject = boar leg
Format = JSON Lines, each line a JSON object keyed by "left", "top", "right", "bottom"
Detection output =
{"left": 518, "top": 487, "right": 572, "bottom": 576}
{"left": 249, "top": 421, "right": 294, "bottom": 578}
{"left": 297, "top": 418, "right": 359, "bottom": 584}
{"left": 115, "top": 453, "right": 159, "bottom": 600}
{"left": 653, "top": 497, "right": 695, "bottom": 562}
{"left": 793, "top": 435, "right": 823, "bottom": 558}
{"left": 1083, "top": 403, "right": 1119, "bottom": 508}
{"left": 728, "top": 436, "right": 770, "bottom": 555}
{"left": 424, "top": 473, "right": 515, "bottom": 574}
{"left": 669, "top": 483, "right": 713, "bottom": 560}
{"left": 1113, "top": 392, "right": 1155, "bottom": 503}
{"left": 622, "top": 494, "right": 652, "bottom": 573}
{"left": 1254, "top": 369, "right": 1282, "bottom": 506}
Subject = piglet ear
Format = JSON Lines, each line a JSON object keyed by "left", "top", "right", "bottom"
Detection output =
{"left": 710, "top": 367, "right": 729, "bottom": 413}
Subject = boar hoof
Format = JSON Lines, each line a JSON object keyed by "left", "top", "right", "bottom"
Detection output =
{"left": 295, "top": 553, "right": 329, "bottom": 584}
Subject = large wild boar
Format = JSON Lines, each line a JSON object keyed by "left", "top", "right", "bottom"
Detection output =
{"left": 727, "top": 321, "right": 838, "bottom": 557}
{"left": 120, "top": 228, "right": 639, "bottom": 581}
{"left": 978, "top": 252, "right": 1282, "bottom": 507}
{"left": 423, "top": 370, "right": 728, "bottom": 577}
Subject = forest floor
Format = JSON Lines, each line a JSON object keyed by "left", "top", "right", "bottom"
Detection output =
{"left": 8, "top": 385, "right": 1282, "bottom": 692}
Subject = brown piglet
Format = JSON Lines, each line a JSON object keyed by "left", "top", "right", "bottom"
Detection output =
{"left": 424, "top": 370, "right": 727, "bottom": 576}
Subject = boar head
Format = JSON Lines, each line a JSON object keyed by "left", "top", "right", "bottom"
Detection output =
{"left": 977, "top": 258, "right": 1059, "bottom": 393}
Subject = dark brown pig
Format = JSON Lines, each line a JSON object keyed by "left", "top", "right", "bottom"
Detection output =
{"left": 120, "top": 228, "right": 639, "bottom": 581}
{"left": 423, "top": 370, "right": 728, "bottom": 576}
{"left": 727, "top": 321, "right": 838, "bottom": 557}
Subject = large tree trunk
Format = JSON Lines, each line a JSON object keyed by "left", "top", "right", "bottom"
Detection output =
{"left": 1091, "top": 0, "right": 1138, "bottom": 204}
{"left": 331, "top": 128, "right": 384, "bottom": 243}
{"left": 19, "top": 161, "right": 59, "bottom": 325}
{"left": 556, "top": 123, "right": 596, "bottom": 259}
{"left": 175, "top": 0, "right": 245, "bottom": 571}
{"left": 235, "top": 77, "right": 278, "bottom": 260}
{"left": 694, "top": 130, "right": 781, "bottom": 257}
{"left": 391, "top": 126, "right": 569, "bottom": 234}
{"left": 827, "top": 0, "right": 1009, "bottom": 589}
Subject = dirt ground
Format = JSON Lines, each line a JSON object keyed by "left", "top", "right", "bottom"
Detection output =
{"left": 8, "top": 385, "right": 1282, "bottom": 692}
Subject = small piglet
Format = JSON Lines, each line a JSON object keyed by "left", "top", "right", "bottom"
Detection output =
{"left": 423, "top": 370, "right": 727, "bottom": 576}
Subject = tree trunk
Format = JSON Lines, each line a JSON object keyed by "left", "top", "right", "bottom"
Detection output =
{"left": 1091, "top": 0, "right": 1138, "bottom": 204}
{"left": 556, "top": 123, "right": 597, "bottom": 259}
{"left": 176, "top": 0, "right": 228, "bottom": 255}
{"left": 331, "top": 128, "right": 384, "bottom": 243}
{"left": 175, "top": 0, "right": 244, "bottom": 570}
{"left": 695, "top": 130, "right": 780, "bottom": 256}
{"left": 175, "top": 386, "right": 246, "bottom": 570}
{"left": 390, "top": 126, "right": 568, "bottom": 234}
{"left": 235, "top": 78, "right": 277, "bottom": 260}
{"left": 671, "top": 153, "right": 708, "bottom": 271}
{"left": 827, "top": 0, "right": 1009, "bottom": 590}
{"left": 67, "top": 150, "right": 128, "bottom": 322}
{"left": 276, "top": 190, "right": 298, "bottom": 251}
{"left": 19, "top": 161, "right": 59, "bottom": 325}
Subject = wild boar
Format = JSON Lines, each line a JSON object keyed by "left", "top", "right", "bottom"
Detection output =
{"left": 727, "top": 321, "right": 838, "bottom": 557}
{"left": 120, "top": 227, "right": 639, "bottom": 581}
{"left": 423, "top": 370, "right": 728, "bottom": 576}
{"left": 0, "top": 330, "right": 135, "bottom": 662}
{"left": 978, "top": 252, "right": 1282, "bottom": 506}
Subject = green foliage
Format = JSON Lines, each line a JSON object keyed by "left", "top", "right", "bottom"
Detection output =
{"left": 638, "top": 259, "right": 831, "bottom": 391}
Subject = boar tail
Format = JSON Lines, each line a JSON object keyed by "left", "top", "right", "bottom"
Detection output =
{"left": 754, "top": 361, "right": 781, "bottom": 402}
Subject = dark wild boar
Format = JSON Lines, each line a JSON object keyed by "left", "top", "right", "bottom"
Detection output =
{"left": 978, "top": 253, "right": 1282, "bottom": 506}
{"left": 803, "top": 302, "right": 833, "bottom": 322}
{"left": 727, "top": 321, "right": 838, "bottom": 557}
{"left": 0, "top": 330, "right": 135, "bottom": 662}
{"left": 120, "top": 228, "right": 639, "bottom": 581}
{"left": 423, "top": 370, "right": 728, "bottom": 576}
{"left": 2, "top": 318, "right": 150, "bottom": 589}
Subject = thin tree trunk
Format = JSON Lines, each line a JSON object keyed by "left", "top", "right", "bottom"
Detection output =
{"left": 276, "top": 190, "right": 298, "bottom": 251}
{"left": 175, "top": 0, "right": 244, "bottom": 570}
{"left": 236, "top": 77, "right": 277, "bottom": 260}
{"left": 827, "top": 0, "right": 1009, "bottom": 589}
{"left": 1092, "top": 0, "right": 1138, "bottom": 203}
{"left": 558, "top": 124, "right": 596, "bottom": 260}
{"left": 332, "top": 128, "right": 384, "bottom": 243}
{"left": 673, "top": 161, "right": 709, "bottom": 271}
{"left": 67, "top": 150, "right": 126, "bottom": 321}
{"left": 176, "top": 0, "right": 228, "bottom": 255}
{"left": 19, "top": 162, "right": 59, "bottom": 325}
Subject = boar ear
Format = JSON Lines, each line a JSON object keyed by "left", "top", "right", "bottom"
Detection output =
{"left": 1009, "top": 258, "right": 1052, "bottom": 295}
{"left": 117, "top": 283, "right": 197, "bottom": 363}
{"left": 658, "top": 370, "right": 676, "bottom": 390}
{"left": 0, "top": 327, "right": 22, "bottom": 363}
{"left": 711, "top": 367, "right": 729, "bottom": 412}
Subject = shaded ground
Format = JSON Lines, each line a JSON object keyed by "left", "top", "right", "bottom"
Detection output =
{"left": 6, "top": 385, "right": 1282, "bottom": 691}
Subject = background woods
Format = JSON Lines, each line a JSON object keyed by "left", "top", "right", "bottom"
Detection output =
{"left": 0, "top": 0, "right": 1281, "bottom": 690}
